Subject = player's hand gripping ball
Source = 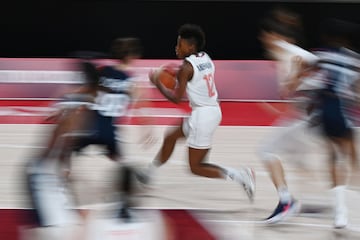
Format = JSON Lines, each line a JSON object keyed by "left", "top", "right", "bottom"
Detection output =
{"left": 149, "top": 64, "right": 178, "bottom": 90}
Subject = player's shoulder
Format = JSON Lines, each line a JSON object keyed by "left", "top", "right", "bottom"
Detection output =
{"left": 276, "top": 40, "right": 319, "bottom": 64}
{"left": 97, "top": 64, "right": 129, "bottom": 77}
{"left": 96, "top": 64, "right": 113, "bottom": 74}
{"left": 186, "top": 52, "right": 212, "bottom": 64}
{"left": 187, "top": 51, "right": 210, "bottom": 59}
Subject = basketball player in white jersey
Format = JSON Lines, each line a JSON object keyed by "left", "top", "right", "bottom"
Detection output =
{"left": 258, "top": 10, "right": 323, "bottom": 224}
{"left": 143, "top": 24, "right": 255, "bottom": 201}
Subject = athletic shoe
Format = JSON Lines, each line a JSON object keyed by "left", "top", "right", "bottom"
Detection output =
{"left": 235, "top": 167, "right": 256, "bottom": 202}
{"left": 118, "top": 206, "right": 132, "bottom": 222}
{"left": 134, "top": 168, "right": 151, "bottom": 185}
{"left": 334, "top": 208, "right": 348, "bottom": 228}
{"left": 265, "top": 199, "right": 301, "bottom": 224}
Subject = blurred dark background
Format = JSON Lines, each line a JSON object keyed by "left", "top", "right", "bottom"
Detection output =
{"left": 1, "top": 1, "right": 360, "bottom": 59}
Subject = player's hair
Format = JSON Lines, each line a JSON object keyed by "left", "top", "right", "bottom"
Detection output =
{"left": 260, "top": 17, "right": 298, "bottom": 42}
{"left": 81, "top": 61, "right": 99, "bottom": 88}
{"left": 178, "top": 24, "right": 206, "bottom": 51}
{"left": 320, "top": 18, "right": 358, "bottom": 40}
{"left": 319, "top": 18, "right": 360, "bottom": 50}
{"left": 260, "top": 6, "right": 305, "bottom": 46}
{"left": 111, "top": 37, "right": 142, "bottom": 60}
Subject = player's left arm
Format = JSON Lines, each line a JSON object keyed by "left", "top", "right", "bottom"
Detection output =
{"left": 282, "top": 56, "right": 317, "bottom": 97}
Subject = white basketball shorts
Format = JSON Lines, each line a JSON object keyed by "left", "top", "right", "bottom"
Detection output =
{"left": 182, "top": 105, "right": 222, "bottom": 149}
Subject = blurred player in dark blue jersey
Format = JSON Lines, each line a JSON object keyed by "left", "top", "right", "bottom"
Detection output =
{"left": 312, "top": 18, "right": 360, "bottom": 228}
{"left": 26, "top": 38, "right": 145, "bottom": 233}
{"left": 72, "top": 38, "right": 142, "bottom": 162}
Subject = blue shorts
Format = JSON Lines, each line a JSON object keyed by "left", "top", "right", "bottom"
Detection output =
{"left": 320, "top": 94, "right": 352, "bottom": 138}
{"left": 74, "top": 111, "right": 121, "bottom": 157}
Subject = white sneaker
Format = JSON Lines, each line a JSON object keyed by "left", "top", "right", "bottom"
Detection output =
{"left": 243, "top": 167, "right": 256, "bottom": 202}
{"left": 231, "top": 167, "right": 255, "bottom": 202}
{"left": 134, "top": 168, "right": 152, "bottom": 185}
{"left": 334, "top": 208, "right": 348, "bottom": 229}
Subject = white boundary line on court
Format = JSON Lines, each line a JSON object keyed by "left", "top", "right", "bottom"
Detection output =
{"left": 203, "top": 219, "right": 360, "bottom": 233}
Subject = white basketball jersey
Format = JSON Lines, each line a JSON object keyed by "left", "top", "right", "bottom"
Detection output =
{"left": 185, "top": 52, "right": 219, "bottom": 107}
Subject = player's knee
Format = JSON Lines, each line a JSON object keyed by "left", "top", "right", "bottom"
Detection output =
{"left": 164, "top": 133, "right": 178, "bottom": 143}
{"left": 189, "top": 164, "right": 218, "bottom": 177}
{"left": 332, "top": 145, "right": 349, "bottom": 165}
{"left": 189, "top": 164, "right": 202, "bottom": 176}
{"left": 258, "top": 149, "right": 279, "bottom": 163}
{"left": 257, "top": 141, "right": 274, "bottom": 160}
{"left": 189, "top": 167, "right": 200, "bottom": 176}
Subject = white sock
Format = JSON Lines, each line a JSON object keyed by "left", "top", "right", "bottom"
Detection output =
{"left": 222, "top": 167, "right": 243, "bottom": 182}
{"left": 333, "top": 185, "right": 347, "bottom": 213}
{"left": 221, "top": 166, "right": 233, "bottom": 179}
{"left": 146, "top": 159, "right": 161, "bottom": 176}
{"left": 278, "top": 186, "right": 291, "bottom": 203}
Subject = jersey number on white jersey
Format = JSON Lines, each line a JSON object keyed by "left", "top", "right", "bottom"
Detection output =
{"left": 203, "top": 73, "right": 216, "bottom": 97}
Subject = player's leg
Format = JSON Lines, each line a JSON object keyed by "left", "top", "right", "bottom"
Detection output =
{"left": 329, "top": 137, "right": 351, "bottom": 186}
{"left": 328, "top": 136, "right": 351, "bottom": 228}
{"left": 93, "top": 112, "right": 121, "bottom": 161}
{"left": 25, "top": 105, "right": 95, "bottom": 239}
{"left": 188, "top": 147, "right": 221, "bottom": 178}
{"left": 42, "top": 93, "right": 95, "bottom": 157}
{"left": 114, "top": 164, "right": 137, "bottom": 220}
{"left": 262, "top": 157, "right": 300, "bottom": 223}
{"left": 329, "top": 142, "right": 348, "bottom": 229}
{"left": 156, "top": 125, "right": 185, "bottom": 165}
{"left": 68, "top": 112, "right": 133, "bottom": 220}
{"left": 54, "top": 106, "right": 97, "bottom": 180}
{"left": 25, "top": 165, "right": 83, "bottom": 226}
{"left": 187, "top": 106, "right": 255, "bottom": 201}
{"left": 321, "top": 98, "right": 352, "bottom": 228}
{"left": 137, "top": 123, "right": 185, "bottom": 184}
{"left": 187, "top": 148, "right": 255, "bottom": 202}
{"left": 25, "top": 169, "right": 85, "bottom": 240}
{"left": 102, "top": 121, "right": 139, "bottom": 220}
{"left": 40, "top": 108, "right": 77, "bottom": 160}
{"left": 38, "top": 102, "right": 95, "bottom": 172}
{"left": 258, "top": 120, "right": 305, "bottom": 223}
{"left": 349, "top": 131, "right": 358, "bottom": 170}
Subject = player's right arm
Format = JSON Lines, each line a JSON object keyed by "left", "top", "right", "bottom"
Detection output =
{"left": 150, "top": 61, "right": 192, "bottom": 104}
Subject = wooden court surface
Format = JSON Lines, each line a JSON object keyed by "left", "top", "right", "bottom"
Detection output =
{"left": 2, "top": 124, "right": 360, "bottom": 239}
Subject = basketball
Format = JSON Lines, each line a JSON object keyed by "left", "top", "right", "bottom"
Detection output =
{"left": 158, "top": 68, "right": 177, "bottom": 90}
{"left": 149, "top": 63, "right": 178, "bottom": 90}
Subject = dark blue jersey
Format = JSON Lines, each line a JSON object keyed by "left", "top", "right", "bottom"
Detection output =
{"left": 94, "top": 65, "right": 134, "bottom": 117}
{"left": 314, "top": 47, "right": 360, "bottom": 99}
{"left": 313, "top": 47, "right": 360, "bottom": 137}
